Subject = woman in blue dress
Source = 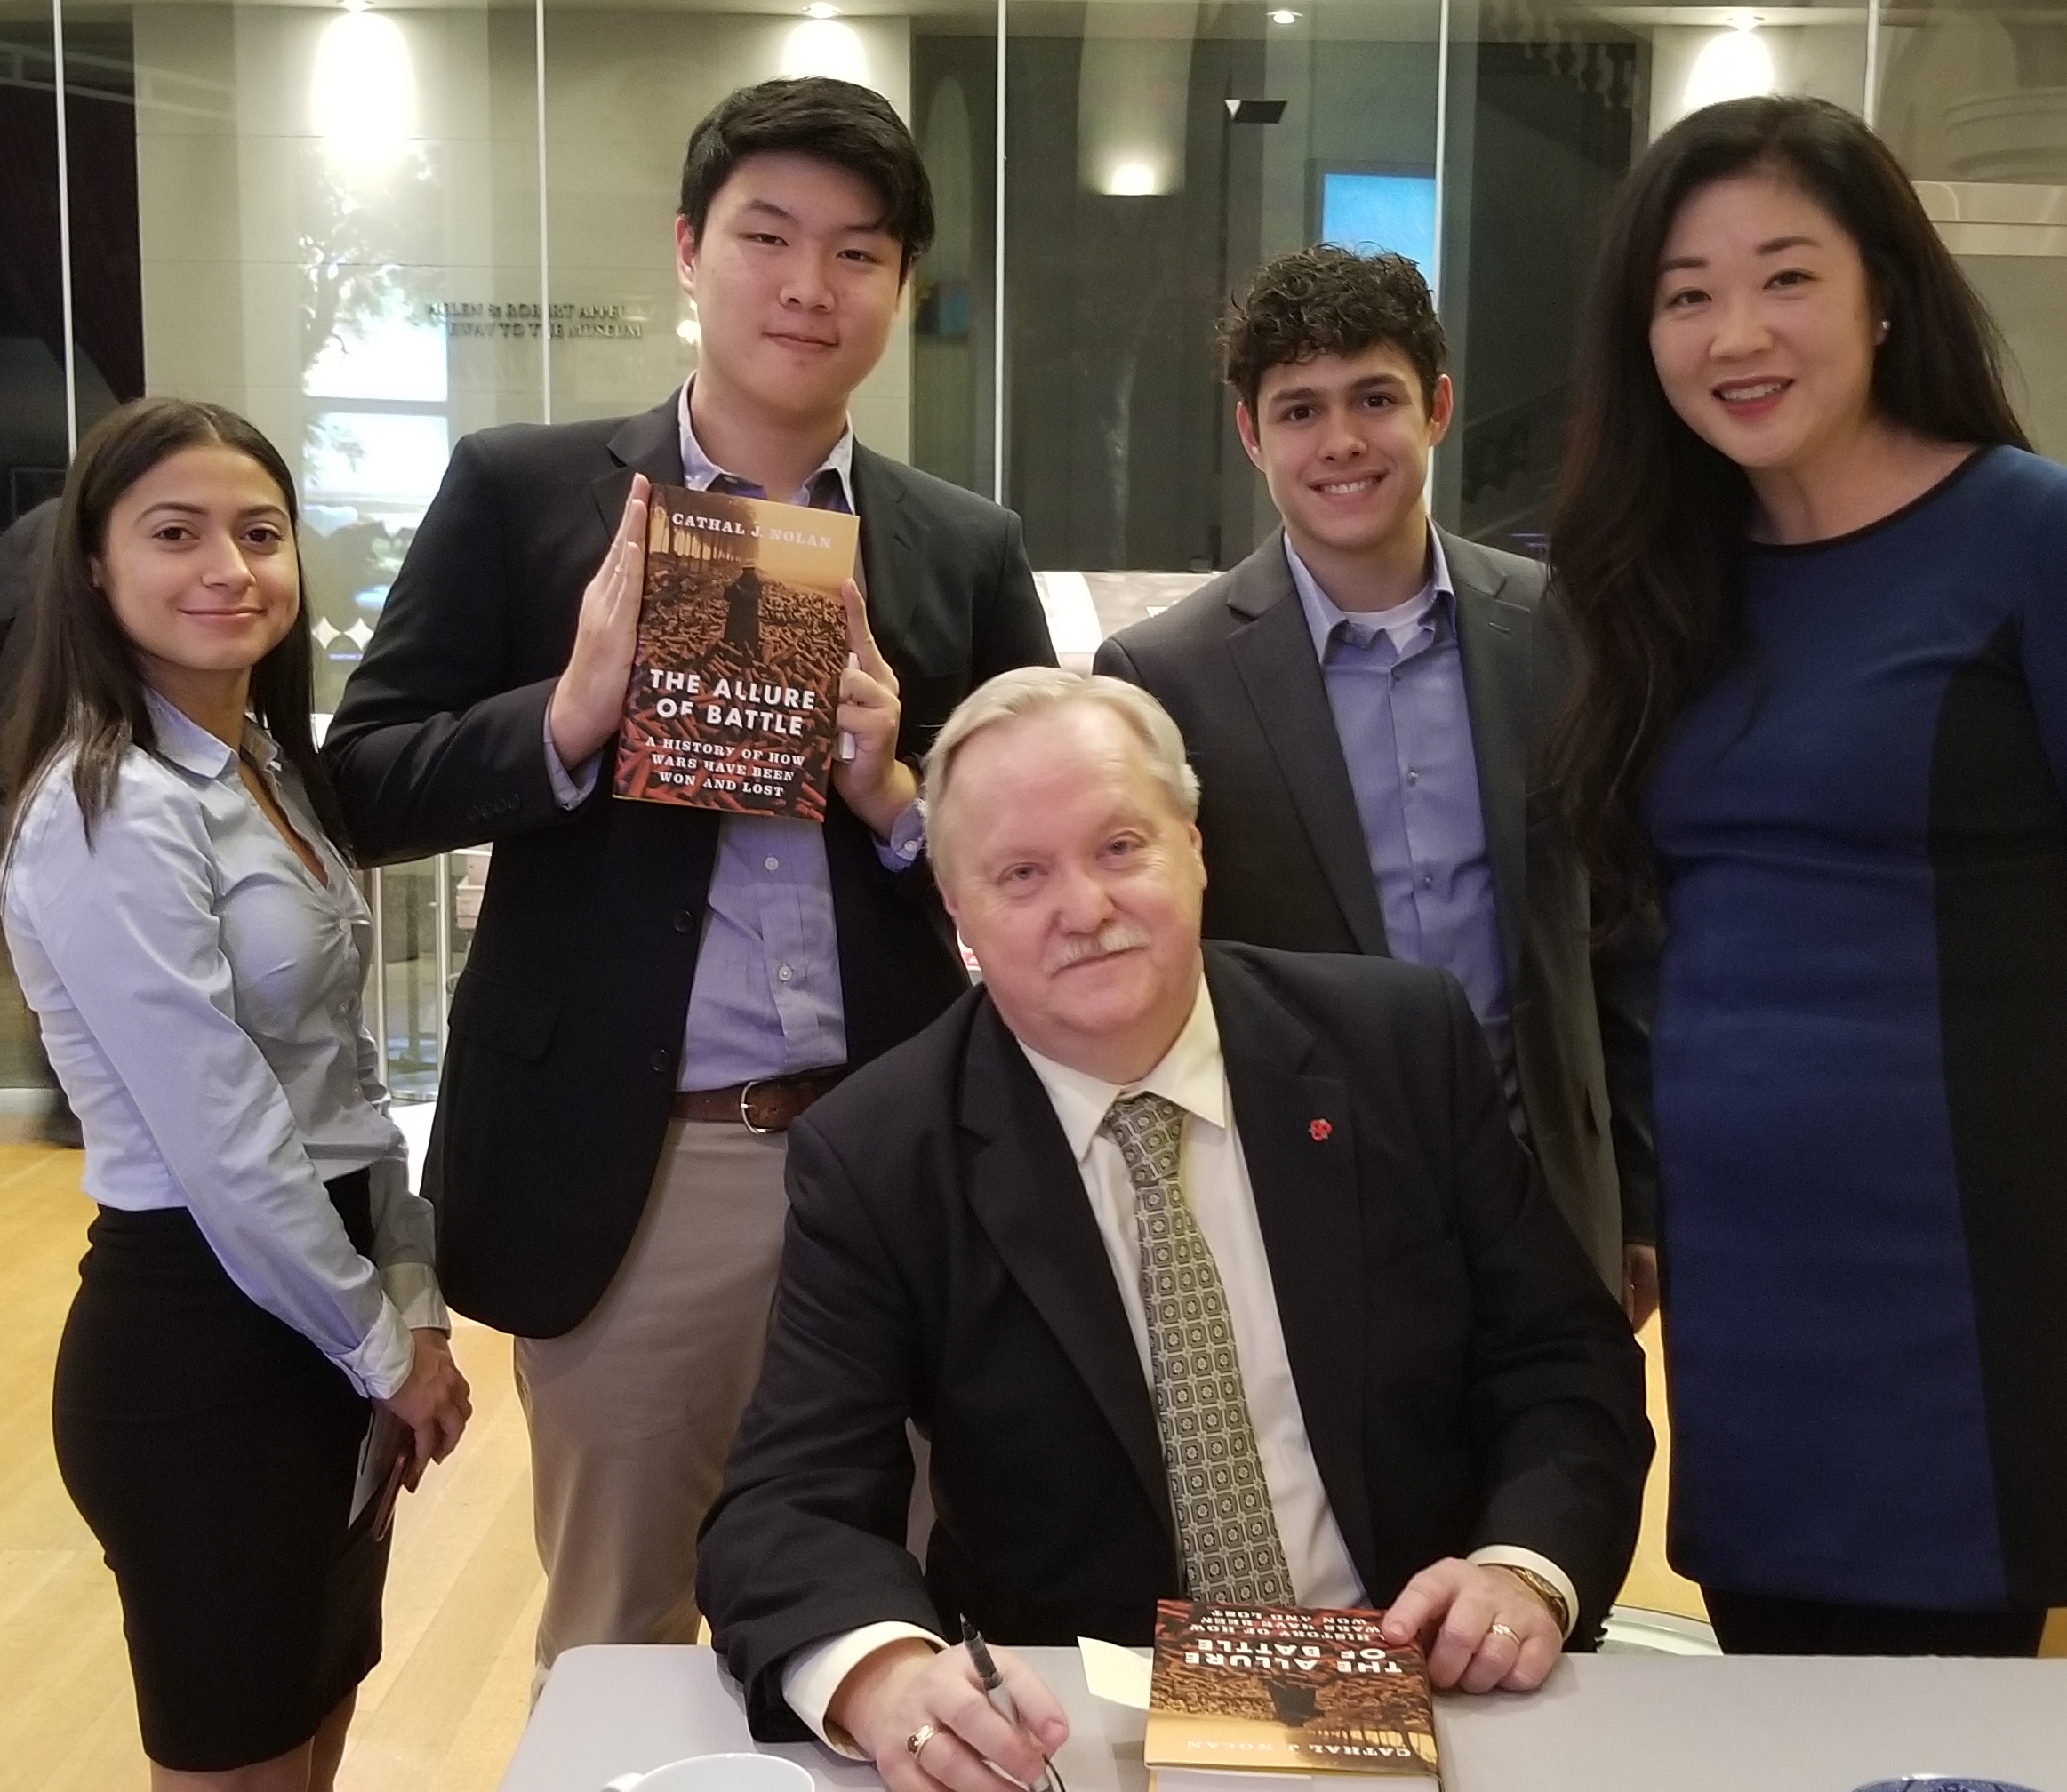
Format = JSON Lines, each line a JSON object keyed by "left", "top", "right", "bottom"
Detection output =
{"left": 1548, "top": 95, "right": 2065, "bottom": 1655}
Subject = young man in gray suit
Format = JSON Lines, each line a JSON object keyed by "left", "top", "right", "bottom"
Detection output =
{"left": 1095, "top": 247, "right": 1656, "bottom": 1323}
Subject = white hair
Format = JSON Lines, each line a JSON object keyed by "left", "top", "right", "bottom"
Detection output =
{"left": 922, "top": 668, "right": 1202, "bottom": 879}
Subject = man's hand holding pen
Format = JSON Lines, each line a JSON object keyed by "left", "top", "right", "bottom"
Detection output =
{"left": 827, "top": 1634, "right": 1069, "bottom": 1792}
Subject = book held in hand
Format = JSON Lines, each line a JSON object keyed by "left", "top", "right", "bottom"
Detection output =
{"left": 348, "top": 1404, "right": 412, "bottom": 1540}
{"left": 1144, "top": 1600, "right": 1438, "bottom": 1792}
{"left": 615, "top": 484, "right": 859, "bottom": 820}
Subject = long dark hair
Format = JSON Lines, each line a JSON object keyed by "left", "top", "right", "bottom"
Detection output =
{"left": 1546, "top": 95, "right": 2029, "bottom": 936}
{"left": 1, "top": 396, "right": 352, "bottom": 856}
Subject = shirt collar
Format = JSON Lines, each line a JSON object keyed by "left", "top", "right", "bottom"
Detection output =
{"left": 143, "top": 685, "right": 280, "bottom": 781}
{"left": 676, "top": 378, "right": 857, "bottom": 512}
{"left": 1285, "top": 527, "right": 1454, "bottom": 663}
{"left": 1015, "top": 972, "right": 1228, "bottom": 1164}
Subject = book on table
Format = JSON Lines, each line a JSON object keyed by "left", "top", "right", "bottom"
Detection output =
{"left": 615, "top": 484, "right": 858, "bottom": 820}
{"left": 1143, "top": 1599, "right": 1439, "bottom": 1792}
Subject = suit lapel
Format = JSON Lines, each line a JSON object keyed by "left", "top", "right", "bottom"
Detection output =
{"left": 597, "top": 392, "right": 687, "bottom": 531}
{"left": 1222, "top": 537, "right": 1389, "bottom": 955}
{"left": 959, "top": 1003, "right": 1175, "bottom": 1545}
{"left": 1444, "top": 528, "right": 1531, "bottom": 991}
{"left": 849, "top": 444, "right": 921, "bottom": 654}
{"left": 1205, "top": 949, "right": 1376, "bottom": 1588}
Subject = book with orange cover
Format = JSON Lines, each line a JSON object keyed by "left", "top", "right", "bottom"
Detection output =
{"left": 1143, "top": 1600, "right": 1438, "bottom": 1791}
{"left": 614, "top": 484, "right": 857, "bottom": 820}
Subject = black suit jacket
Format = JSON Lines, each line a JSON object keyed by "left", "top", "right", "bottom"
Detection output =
{"left": 1094, "top": 530, "right": 1657, "bottom": 1283}
{"left": 698, "top": 943, "right": 1652, "bottom": 1737}
{"left": 324, "top": 393, "right": 1056, "bottom": 1336}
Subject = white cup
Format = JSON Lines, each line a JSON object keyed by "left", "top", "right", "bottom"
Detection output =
{"left": 616, "top": 1752, "right": 819, "bottom": 1792}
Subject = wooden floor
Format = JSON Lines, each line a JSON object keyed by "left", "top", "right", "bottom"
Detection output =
{"left": 0, "top": 1143, "right": 541, "bottom": 1792}
{"left": 0, "top": 1142, "right": 2055, "bottom": 1790}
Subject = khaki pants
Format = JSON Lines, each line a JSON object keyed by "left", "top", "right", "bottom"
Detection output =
{"left": 514, "top": 1119, "right": 789, "bottom": 1672}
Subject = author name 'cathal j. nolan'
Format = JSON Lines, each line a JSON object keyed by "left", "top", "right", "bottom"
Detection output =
{"left": 615, "top": 484, "right": 859, "bottom": 821}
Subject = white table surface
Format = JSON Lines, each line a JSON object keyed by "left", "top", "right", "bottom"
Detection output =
{"left": 498, "top": 1644, "right": 2067, "bottom": 1792}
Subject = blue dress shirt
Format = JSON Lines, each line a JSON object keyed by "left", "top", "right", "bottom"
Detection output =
{"left": 1285, "top": 534, "right": 1517, "bottom": 1106}
{"left": 3, "top": 690, "right": 445, "bottom": 1399}
{"left": 545, "top": 381, "right": 924, "bottom": 1088}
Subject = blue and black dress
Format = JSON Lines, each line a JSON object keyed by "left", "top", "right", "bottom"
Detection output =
{"left": 1646, "top": 444, "right": 2067, "bottom": 1618}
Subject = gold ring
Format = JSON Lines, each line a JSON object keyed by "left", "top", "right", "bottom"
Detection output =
{"left": 1488, "top": 1621, "right": 1521, "bottom": 1646}
{"left": 907, "top": 1724, "right": 942, "bottom": 1762}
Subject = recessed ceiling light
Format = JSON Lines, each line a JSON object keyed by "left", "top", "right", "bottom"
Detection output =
{"left": 340, "top": 0, "right": 371, "bottom": 12}
{"left": 805, "top": 2, "right": 842, "bottom": 16}
{"left": 1270, "top": 8, "right": 1301, "bottom": 22}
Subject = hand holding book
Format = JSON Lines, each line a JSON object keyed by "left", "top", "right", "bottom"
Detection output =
{"left": 375, "top": 1327, "right": 473, "bottom": 1491}
{"left": 550, "top": 474, "right": 651, "bottom": 770}
{"left": 832, "top": 576, "right": 919, "bottom": 840}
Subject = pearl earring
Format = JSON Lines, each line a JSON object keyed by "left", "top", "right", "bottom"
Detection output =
{"left": 1877, "top": 318, "right": 1892, "bottom": 343}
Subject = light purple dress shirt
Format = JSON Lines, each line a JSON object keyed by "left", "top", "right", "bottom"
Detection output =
{"left": 1285, "top": 533, "right": 1518, "bottom": 1109}
{"left": 546, "top": 382, "right": 922, "bottom": 1089}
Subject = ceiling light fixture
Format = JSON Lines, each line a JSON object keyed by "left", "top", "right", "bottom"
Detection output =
{"left": 1269, "top": 9, "right": 1301, "bottom": 22}
{"left": 805, "top": 3, "right": 841, "bottom": 17}
{"left": 1683, "top": 16, "right": 1775, "bottom": 113}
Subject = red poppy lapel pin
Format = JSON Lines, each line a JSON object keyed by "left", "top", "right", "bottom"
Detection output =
{"left": 1308, "top": 1118, "right": 1333, "bottom": 1142}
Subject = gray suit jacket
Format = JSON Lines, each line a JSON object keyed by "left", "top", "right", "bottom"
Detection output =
{"left": 1094, "top": 527, "right": 1655, "bottom": 1284}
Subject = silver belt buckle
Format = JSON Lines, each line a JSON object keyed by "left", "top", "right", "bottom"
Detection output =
{"left": 737, "top": 1077, "right": 773, "bottom": 1135}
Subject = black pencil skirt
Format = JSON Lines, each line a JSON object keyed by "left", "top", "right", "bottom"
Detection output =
{"left": 52, "top": 1172, "right": 394, "bottom": 1772}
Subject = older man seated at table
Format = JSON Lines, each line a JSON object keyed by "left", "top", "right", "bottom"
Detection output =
{"left": 697, "top": 668, "right": 1651, "bottom": 1792}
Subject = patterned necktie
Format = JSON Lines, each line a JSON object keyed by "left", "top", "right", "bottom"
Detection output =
{"left": 1102, "top": 1091, "right": 1296, "bottom": 1604}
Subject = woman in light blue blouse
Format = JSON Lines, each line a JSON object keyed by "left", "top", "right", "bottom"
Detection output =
{"left": 2, "top": 398, "right": 471, "bottom": 1790}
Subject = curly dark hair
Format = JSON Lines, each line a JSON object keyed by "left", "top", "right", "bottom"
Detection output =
{"left": 1217, "top": 245, "right": 1448, "bottom": 413}
{"left": 679, "top": 77, "right": 935, "bottom": 277}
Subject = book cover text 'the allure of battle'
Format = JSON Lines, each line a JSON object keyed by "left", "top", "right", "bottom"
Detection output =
{"left": 614, "top": 484, "right": 858, "bottom": 820}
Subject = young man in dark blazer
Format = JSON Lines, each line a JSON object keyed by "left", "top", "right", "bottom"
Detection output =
{"left": 324, "top": 77, "right": 1054, "bottom": 1669}
{"left": 1094, "top": 248, "right": 1657, "bottom": 1323}
{"left": 697, "top": 671, "right": 1650, "bottom": 1779}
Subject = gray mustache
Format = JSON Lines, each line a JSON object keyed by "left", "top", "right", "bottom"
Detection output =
{"left": 1043, "top": 924, "right": 1152, "bottom": 975}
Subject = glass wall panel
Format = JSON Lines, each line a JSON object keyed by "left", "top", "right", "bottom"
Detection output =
{"left": 1002, "top": 0, "right": 1442, "bottom": 590}
{"left": 110, "top": 0, "right": 545, "bottom": 717}
{"left": 913, "top": 0, "right": 1001, "bottom": 496}
{"left": 1, "top": 6, "right": 71, "bottom": 1100}
{"left": 49, "top": 0, "right": 547, "bottom": 1100}
{"left": 1440, "top": 0, "right": 1870, "bottom": 552}
{"left": 1879, "top": 0, "right": 2067, "bottom": 460}
{"left": 60, "top": 4, "right": 142, "bottom": 441}
{"left": 2, "top": 8, "right": 74, "bottom": 516}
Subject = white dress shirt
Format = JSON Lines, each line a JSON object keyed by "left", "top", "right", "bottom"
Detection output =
{"left": 3, "top": 691, "right": 445, "bottom": 1401}
{"left": 782, "top": 976, "right": 1576, "bottom": 1748}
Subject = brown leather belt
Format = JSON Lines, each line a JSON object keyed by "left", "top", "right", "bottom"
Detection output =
{"left": 671, "top": 1068, "right": 846, "bottom": 1134}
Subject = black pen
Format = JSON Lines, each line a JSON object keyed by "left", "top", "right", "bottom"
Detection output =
{"left": 962, "top": 1616, "right": 1058, "bottom": 1792}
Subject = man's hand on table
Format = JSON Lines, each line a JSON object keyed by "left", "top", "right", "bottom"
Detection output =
{"left": 1380, "top": 1559, "right": 1566, "bottom": 1693}
{"left": 828, "top": 1637, "right": 1069, "bottom": 1792}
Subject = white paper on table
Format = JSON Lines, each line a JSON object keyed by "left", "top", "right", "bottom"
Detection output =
{"left": 1077, "top": 1636, "right": 1151, "bottom": 1709}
